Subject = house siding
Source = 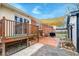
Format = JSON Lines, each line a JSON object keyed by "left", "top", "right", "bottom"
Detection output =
{"left": 69, "top": 16, "right": 77, "bottom": 49}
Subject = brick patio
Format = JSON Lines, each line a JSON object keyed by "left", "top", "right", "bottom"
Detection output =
{"left": 38, "top": 37, "right": 58, "bottom": 47}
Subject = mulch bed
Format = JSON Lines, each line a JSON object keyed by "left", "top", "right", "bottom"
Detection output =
{"left": 61, "top": 41, "right": 75, "bottom": 51}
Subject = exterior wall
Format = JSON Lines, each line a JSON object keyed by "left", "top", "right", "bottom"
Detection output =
{"left": 69, "top": 16, "right": 77, "bottom": 48}
{"left": 0, "top": 5, "right": 31, "bottom": 36}
{"left": 0, "top": 6, "right": 15, "bottom": 20}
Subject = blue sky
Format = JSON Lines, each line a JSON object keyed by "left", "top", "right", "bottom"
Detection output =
{"left": 11, "top": 3, "right": 76, "bottom": 19}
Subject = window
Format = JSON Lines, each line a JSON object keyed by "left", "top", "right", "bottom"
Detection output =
{"left": 15, "top": 16, "right": 20, "bottom": 22}
{"left": 20, "top": 18, "right": 23, "bottom": 23}
{"left": 24, "top": 19, "right": 26, "bottom": 23}
{"left": 15, "top": 16, "right": 17, "bottom": 21}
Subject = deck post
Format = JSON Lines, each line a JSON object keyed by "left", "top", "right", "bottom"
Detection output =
{"left": 1, "top": 37, "right": 6, "bottom": 56}
{"left": 37, "top": 26, "right": 39, "bottom": 42}
{"left": 2, "top": 41, "right": 5, "bottom": 56}
{"left": 26, "top": 39, "right": 29, "bottom": 47}
{"left": 1, "top": 16, "right": 6, "bottom": 56}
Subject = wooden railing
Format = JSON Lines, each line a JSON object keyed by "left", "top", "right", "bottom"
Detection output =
{"left": 0, "top": 17, "right": 29, "bottom": 37}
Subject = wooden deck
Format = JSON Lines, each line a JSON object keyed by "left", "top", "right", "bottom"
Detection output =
{"left": 0, "top": 34, "right": 40, "bottom": 56}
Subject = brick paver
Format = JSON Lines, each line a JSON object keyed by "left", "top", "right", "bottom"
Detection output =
{"left": 38, "top": 37, "right": 59, "bottom": 47}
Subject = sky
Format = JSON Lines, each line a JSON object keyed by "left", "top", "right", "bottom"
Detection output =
{"left": 11, "top": 3, "right": 77, "bottom": 19}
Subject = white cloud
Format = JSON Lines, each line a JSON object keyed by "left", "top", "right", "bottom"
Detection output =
{"left": 32, "top": 6, "right": 42, "bottom": 14}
